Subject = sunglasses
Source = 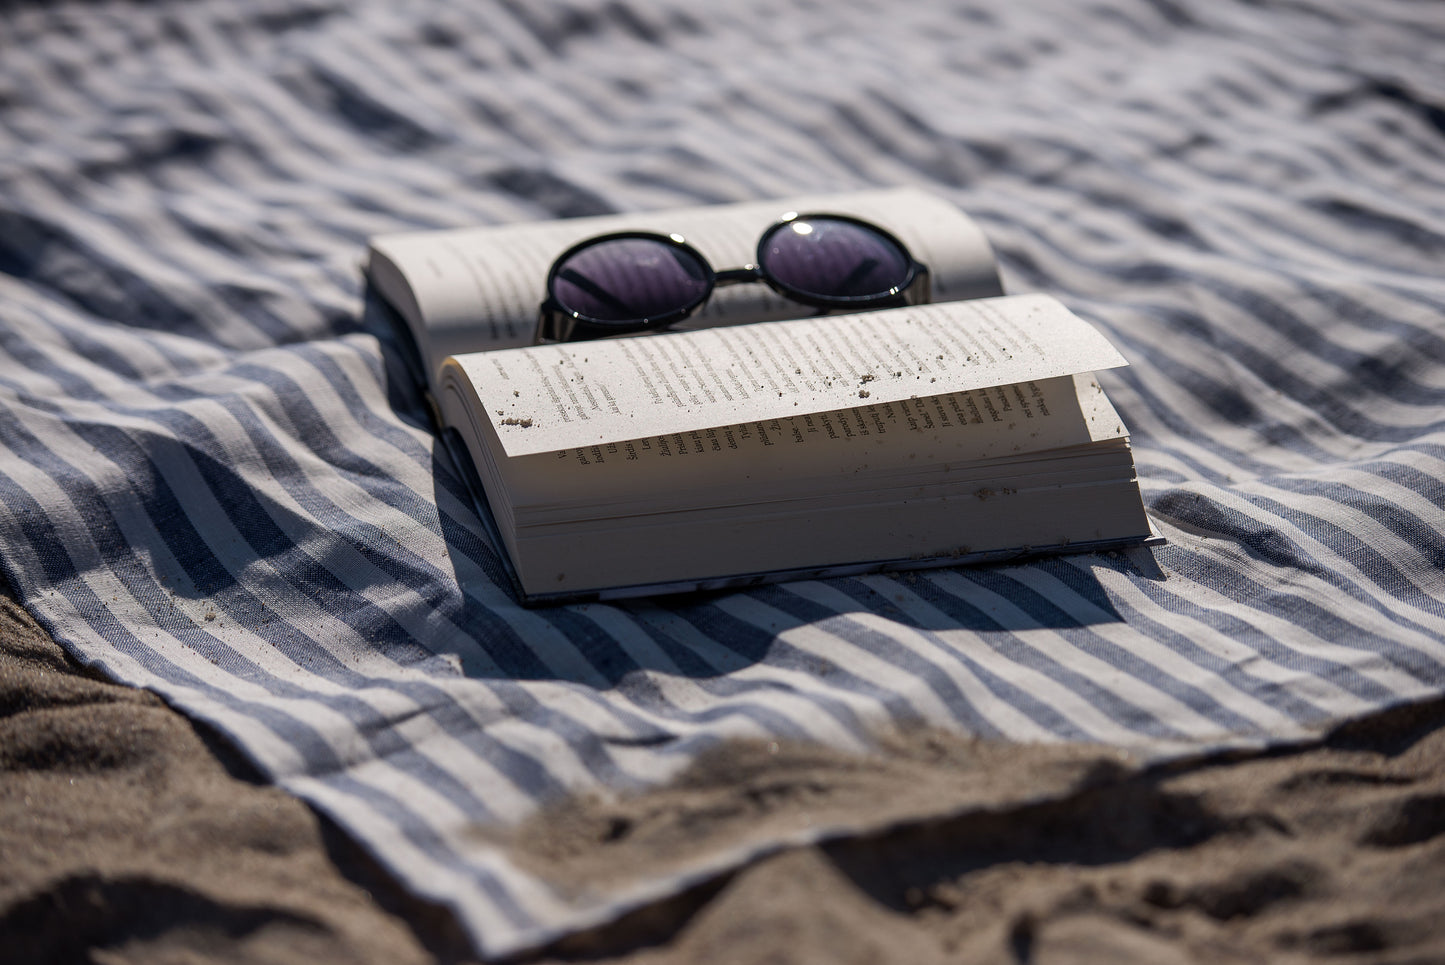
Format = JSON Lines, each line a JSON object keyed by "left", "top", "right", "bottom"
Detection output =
{"left": 536, "top": 212, "right": 930, "bottom": 343}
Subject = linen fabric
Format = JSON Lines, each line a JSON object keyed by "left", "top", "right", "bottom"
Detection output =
{"left": 2, "top": 0, "right": 1443, "bottom": 956}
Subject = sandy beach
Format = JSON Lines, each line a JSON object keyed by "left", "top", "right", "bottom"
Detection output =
{"left": 6, "top": 574, "right": 1444, "bottom": 964}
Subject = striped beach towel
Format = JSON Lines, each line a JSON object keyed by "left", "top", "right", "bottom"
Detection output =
{"left": 2, "top": 0, "right": 1443, "bottom": 956}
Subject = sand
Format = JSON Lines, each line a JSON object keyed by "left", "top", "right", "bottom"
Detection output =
{"left": 0, "top": 580, "right": 453, "bottom": 965}
{"left": 4, "top": 574, "right": 1444, "bottom": 964}
{"left": 515, "top": 709, "right": 1445, "bottom": 964}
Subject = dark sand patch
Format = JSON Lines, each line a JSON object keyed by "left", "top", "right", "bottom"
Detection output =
{"left": 511, "top": 701, "right": 1445, "bottom": 964}
{"left": 0, "top": 579, "right": 464, "bottom": 965}
{"left": 4, "top": 572, "right": 1445, "bottom": 964}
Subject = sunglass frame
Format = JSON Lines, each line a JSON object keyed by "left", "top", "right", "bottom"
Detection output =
{"left": 536, "top": 212, "right": 930, "bottom": 343}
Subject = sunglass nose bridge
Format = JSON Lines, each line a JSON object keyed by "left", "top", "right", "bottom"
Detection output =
{"left": 713, "top": 265, "right": 764, "bottom": 287}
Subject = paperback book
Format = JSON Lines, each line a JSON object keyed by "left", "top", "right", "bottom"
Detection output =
{"left": 367, "top": 188, "right": 1157, "bottom": 604}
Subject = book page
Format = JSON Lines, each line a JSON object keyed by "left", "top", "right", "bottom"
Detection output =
{"left": 490, "top": 374, "right": 1129, "bottom": 519}
{"left": 367, "top": 187, "right": 1001, "bottom": 379}
{"left": 446, "top": 293, "right": 1128, "bottom": 457}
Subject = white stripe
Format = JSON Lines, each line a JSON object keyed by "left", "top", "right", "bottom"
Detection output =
{"left": 897, "top": 572, "right": 1218, "bottom": 744}
{"left": 1008, "top": 567, "right": 1311, "bottom": 735}
{"left": 784, "top": 580, "right": 1086, "bottom": 742}
{"left": 1140, "top": 524, "right": 1445, "bottom": 689}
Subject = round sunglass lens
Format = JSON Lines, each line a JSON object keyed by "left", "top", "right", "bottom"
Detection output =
{"left": 551, "top": 237, "right": 710, "bottom": 324}
{"left": 759, "top": 217, "right": 912, "bottom": 302}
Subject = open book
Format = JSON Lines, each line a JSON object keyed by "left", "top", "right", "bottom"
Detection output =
{"left": 368, "top": 188, "right": 1156, "bottom": 604}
